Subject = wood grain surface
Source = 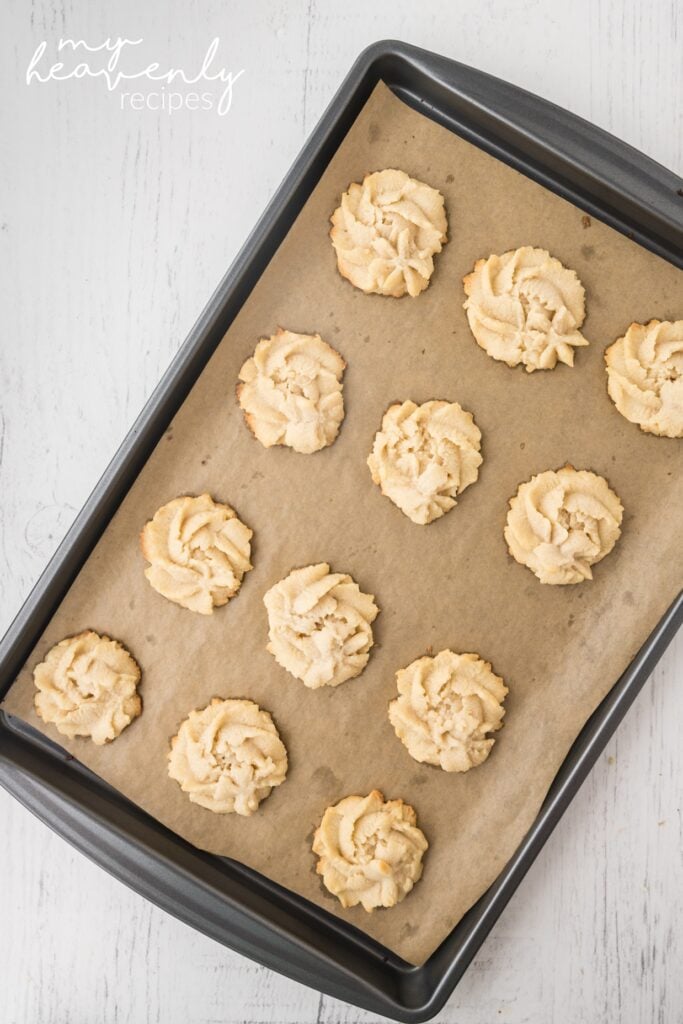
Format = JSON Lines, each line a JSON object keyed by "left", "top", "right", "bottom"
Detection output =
{"left": 1, "top": 0, "right": 681, "bottom": 1020}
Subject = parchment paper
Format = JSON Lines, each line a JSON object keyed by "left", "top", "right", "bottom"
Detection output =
{"left": 4, "top": 83, "right": 682, "bottom": 966}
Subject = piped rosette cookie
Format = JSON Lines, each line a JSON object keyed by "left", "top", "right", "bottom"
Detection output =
{"left": 312, "top": 790, "right": 428, "bottom": 911}
{"left": 389, "top": 650, "right": 508, "bottom": 772}
{"left": 263, "top": 563, "right": 379, "bottom": 689}
{"left": 504, "top": 466, "right": 623, "bottom": 585}
{"left": 330, "top": 168, "right": 447, "bottom": 298}
{"left": 140, "top": 493, "right": 253, "bottom": 614}
{"left": 463, "top": 246, "right": 588, "bottom": 372}
{"left": 605, "top": 319, "right": 683, "bottom": 438}
{"left": 167, "top": 698, "right": 287, "bottom": 816}
{"left": 33, "top": 631, "right": 142, "bottom": 745}
{"left": 367, "top": 399, "right": 482, "bottom": 525}
{"left": 237, "top": 328, "right": 346, "bottom": 454}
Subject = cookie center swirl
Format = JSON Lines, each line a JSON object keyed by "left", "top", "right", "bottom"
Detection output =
{"left": 428, "top": 686, "right": 467, "bottom": 729}
{"left": 426, "top": 689, "right": 485, "bottom": 738}
{"left": 60, "top": 648, "right": 117, "bottom": 706}
{"left": 170, "top": 507, "right": 237, "bottom": 582}
{"left": 518, "top": 283, "right": 557, "bottom": 343}
{"left": 269, "top": 350, "right": 328, "bottom": 403}
{"left": 205, "top": 721, "right": 274, "bottom": 792}
{"left": 350, "top": 814, "right": 386, "bottom": 865}
{"left": 556, "top": 506, "right": 600, "bottom": 553}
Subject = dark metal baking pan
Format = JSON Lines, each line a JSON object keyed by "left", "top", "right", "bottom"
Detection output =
{"left": 1, "top": 40, "right": 681, "bottom": 1022}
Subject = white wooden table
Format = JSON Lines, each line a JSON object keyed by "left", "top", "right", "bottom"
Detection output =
{"left": 1, "top": 2, "right": 681, "bottom": 1020}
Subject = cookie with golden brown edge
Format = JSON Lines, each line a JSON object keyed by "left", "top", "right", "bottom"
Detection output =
{"left": 237, "top": 329, "right": 346, "bottom": 454}
{"left": 504, "top": 466, "right": 623, "bottom": 584}
{"left": 389, "top": 649, "right": 508, "bottom": 772}
{"left": 167, "top": 698, "right": 287, "bottom": 816}
{"left": 263, "top": 562, "right": 379, "bottom": 689}
{"left": 605, "top": 319, "right": 683, "bottom": 438}
{"left": 367, "top": 399, "right": 482, "bottom": 525}
{"left": 312, "top": 790, "right": 428, "bottom": 911}
{"left": 463, "top": 246, "right": 588, "bottom": 372}
{"left": 140, "top": 493, "right": 252, "bottom": 614}
{"left": 330, "top": 168, "right": 447, "bottom": 298}
{"left": 33, "top": 631, "right": 141, "bottom": 745}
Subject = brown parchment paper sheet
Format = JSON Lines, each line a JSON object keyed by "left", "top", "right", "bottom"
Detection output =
{"left": 4, "top": 82, "right": 682, "bottom": 965}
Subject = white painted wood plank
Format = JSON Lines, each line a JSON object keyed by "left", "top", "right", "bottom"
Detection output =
{"left": 1, "top": 0, "right": 680, "bottom": 1021}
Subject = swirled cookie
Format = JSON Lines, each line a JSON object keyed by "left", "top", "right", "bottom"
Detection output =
{"left": 389, "top": 650, "right": 508, "bottom": 772}
{"left": 263, "top": 563, "right": 379, "bottom": 688}
{"left": 330, "top": 168, "right": 447, "bottom": 298}
{"left": 505, "top": 467, "right": 623, "bottom": 585}
{"left": 33, "top": 631, "right": 141, "bottom": 744}
{"left": 237, "top": 329, "right": 346, "bottom": 454}
{"left": 140, "top": 494, "right": 252, "bottom": 614}
{"left": 605, "top": 319, "right": 683, "bottom": 438}
{"left": 312, "top": 790, "right": 428, "bottom": 911}
{"left": 463, "top": 246, "right": 588, "bottom": 372}
{"left": 367, "top": 399, "right": 482, "bottom": 525}
{"left": 167, "top": 698, "right": 287, "bottom": 816}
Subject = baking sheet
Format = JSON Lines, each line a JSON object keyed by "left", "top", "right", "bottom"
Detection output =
{"left": 3, "top": 82, "right": 682, "bottom": 966}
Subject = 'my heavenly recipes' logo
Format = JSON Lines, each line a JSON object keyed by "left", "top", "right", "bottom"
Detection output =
{"left": 26, "top": 37, "right": 245, "bottom": 115}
